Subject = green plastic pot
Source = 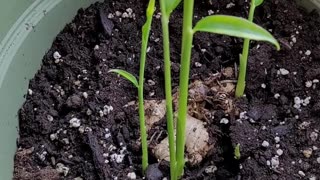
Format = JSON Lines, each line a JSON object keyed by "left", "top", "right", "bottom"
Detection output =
{"left": 0, "top": 0, "right": 318, "bottom": 179}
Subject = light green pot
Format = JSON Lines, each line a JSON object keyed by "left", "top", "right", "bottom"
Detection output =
{"left": 0, "top": 0, "right": 318, "bottom": 179}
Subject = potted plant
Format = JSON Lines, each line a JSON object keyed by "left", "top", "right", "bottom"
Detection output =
{"left": 8, "top": 0, "right": 320, "bottom": 179}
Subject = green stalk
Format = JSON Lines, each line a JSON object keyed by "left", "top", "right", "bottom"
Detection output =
{"left": 138, "top": 32, "right": 149, "bottom": 174}
{"left": 176, "top": 0, "right": 195, "bottom": 177}
{"left": 138, "top": 1, "right": 156, "bottom": 171}
{"left": 235, "top": 2, "right": 256, "bottom": 97}
{"left": 159, "top": 1, "right": 177, "bottom": 179}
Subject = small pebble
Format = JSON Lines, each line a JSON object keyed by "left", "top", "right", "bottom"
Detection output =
{"left": 262, "top": 141, "right": 270, "bottom": 148}
{"left": 303, "top": 149, "right": 313, "bottom": 158}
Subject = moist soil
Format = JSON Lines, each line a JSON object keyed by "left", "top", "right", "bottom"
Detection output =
{"left": 13, "top": 0, "right": 320, "bottom": 179}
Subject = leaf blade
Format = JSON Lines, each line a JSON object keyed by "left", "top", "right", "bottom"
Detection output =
{"left": 253, "top": 0, "right": 264, "bottom": 7}
{"left": 165, "top": 0, "right": 181, "bottom": 15}
{"left": 142, "top": 0, "right": 155, "bottom": 43}
{"left": 108, "top": 69, "right": 139, "bottom": 88}
{"left": 193, "top": 15, "right": 280, "bottom": 50}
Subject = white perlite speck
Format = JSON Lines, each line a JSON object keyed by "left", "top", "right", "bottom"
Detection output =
{"left": 28, "top": 89, "right": 33, "bottom": 95}
{"left": 50, "top": 134, "right": 58, "bottom": 141}
{"left": 108, "top": 13, "right": 114, "bottom": 19}
{"left": 147, "top": 79, "right": 156, "bottom": 86}
{"left": 127, "top": 172, "right": 137, "bottom": 179}
{"left": 279, "top": 68, "right": 289, "bottom": 75}
{"left": 274, "top": 93, "right": 280, "bottom": 99}
{"left": 305, "top": 81, "right": 313, "bottom": 88}
{"left": 276, "top": 149, "right": 283, "bottom": 156}
{"left": 56, "top": 163, "right": 70, "bottom": 176}
{"left": 298, "top": 170, "right": 306, "bottom": 177}
{"left": 69, "top": 118, "right": 81, "bottom": 128}
{"left": 266, "top": 160, "right": 271, "bottom": 166}
{"left": 226, "top": 2, "right": 235, "bottom": 8}
{"left": 271, "top": 156, "right": 279, "bottom": 168}
{"left": 53, "top": 51, "right": 61, "bottom": 60}
{"left": 262, "top": 141, "right": 270, "bottom": 147}
{"left": 208, "top": 10, "right": 214, "bottom": 15}
{"left": 313, "top": 79, "right": 319, "bottom": 83}
{"left": 103, "top": 105, "right": 114, "bottom": 115}
{"left": 205, "top": 165, "right": 217, "bottom": 174}
{"left": 261, "top": 83, "right": 266, "bottom": 89}
{"left": 47, "top": 115, "right": 54, "bottom": 122}
{"left": 317, "top": 157, "right": 320, "bottom": 164}
{"left": 195, "top": 62, "right": 202, "bottom": 67}
{"left": 309, "top": 176, "right": 317, "bottom": 180}
{"left": 305, "top": 50, "right": 311, "bottom": 56}
{"left": 310, "top": 132, "right": 318, "bottom": 141}
{"left": 83, "top": 92, "right": 88, "bottom": 99}
{"left": 110, "top": 153, "right": 125, "bottom": 163}
{"left": 220, "top": 118, "right": 229, "bottom": 124}
{"left": 274, "top": 137, "right": 280, "bottom": 143}
{"left": 115, "top": 11, "right": 122, "bottom": 17}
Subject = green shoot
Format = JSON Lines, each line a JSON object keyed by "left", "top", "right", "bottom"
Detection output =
{"left": 234, "top": 144, "right": 241, "bottom": 160}
{"left": 176, "top": 0, "right": 195, "bottom": 177}
{"left": 108, "top": 69, "right": 139, "bottom": 88}
{"left": 235, "top": 0, "right": 270, "bottom": 97}
{"left": 159, "top": 0, "right": 181, "bottom": 179}
{"left": 109, "top": 0, "right": 155, "bottom": 173}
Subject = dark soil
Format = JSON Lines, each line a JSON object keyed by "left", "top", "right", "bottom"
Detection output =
{"left": 14, "top": 0, "right": 320, "bottom": 179}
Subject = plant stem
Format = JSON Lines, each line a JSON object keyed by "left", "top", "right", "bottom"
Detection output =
{"left": 159, "top": 1, "right": 177, "bottom": 179}
{"left": 235, "top": 3, "right": 256, "bottom": 97}
{"left": 138, "top": 27, "right": 150, "bottom": 174}
{"left": 176, "top": 0, "right": 194, "bottom": 177}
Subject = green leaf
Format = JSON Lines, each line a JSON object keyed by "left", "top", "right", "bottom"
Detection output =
{"left": 108, "top": 69, "right": 139, "bottom": 88}
{"left": 165, "top": 0, "right": 181, "bottom": 15}
{"left": 146, "top": 0, "right": 155, "bottom": 19}
{"left": 253, "top": 0, "right": 264, "bottom": 7}
{"left": 142, "top": 0, "right": 155, "bottom": 43}
{"left": 193, "top": 15, "right": 280, "bottom": 50}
